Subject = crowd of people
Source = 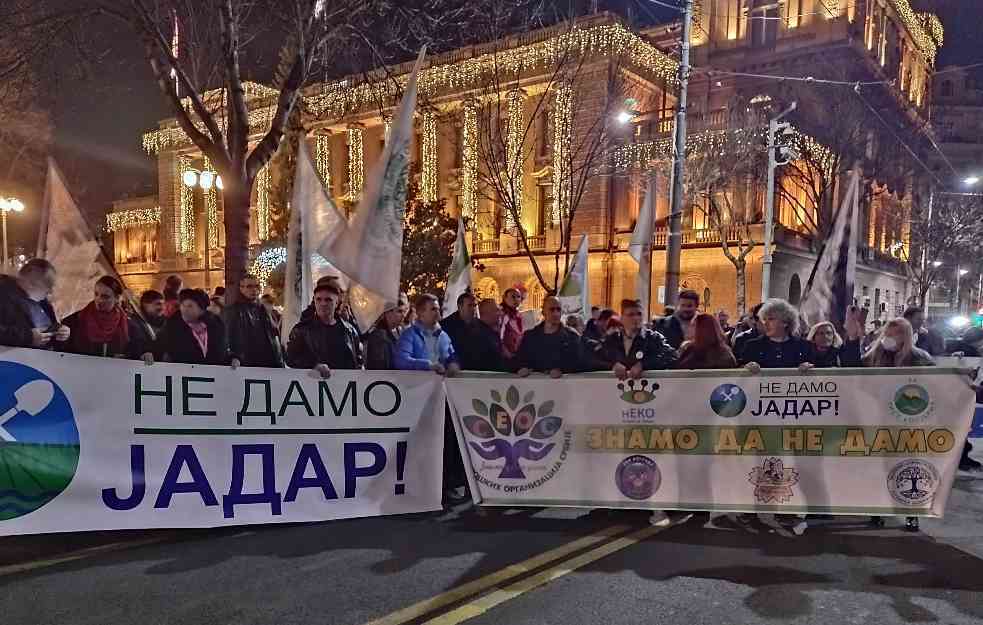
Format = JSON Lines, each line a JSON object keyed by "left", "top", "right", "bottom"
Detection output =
{"left": 2, "top": 258, "right": 980, "bottom": 531}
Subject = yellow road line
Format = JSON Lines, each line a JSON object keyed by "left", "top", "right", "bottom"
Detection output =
{"left": 421, "top": 524, "right": 664, "bottom": 625}
{"left": 0, "top": 536, "right": 171, "bottom": 578}
{"left": 362, "top": 524, "right": 632, "bottom": 625}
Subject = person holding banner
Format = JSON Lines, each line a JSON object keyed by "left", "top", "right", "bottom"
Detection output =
{"left": 676, "top": 313, "right": 737, "bottom": 370}
{"left": 516, "top": 296, "right": 583, "bottom": 378}
{"left": 62, "top": 276, "right": 130, "bottom": 358}
{"left": 364, "top": 295, "right": 408, "bottom": 370}
{"left": 395, "top": 294, "right": 460, "bottom": 376}
{"left": 862, "top": 317, "right": 935, "bottom": 531}
{"left": 127, "top": 290, "right": 166, "bottom": 361}
{"left": 732, "top": 302, "right": 764, "bottom": 362}
{"left": 459, "top": 299, "right": 508, "bottom": 372}
{"left": 597, "top": 299, "right": 677, "bottom": 378}
{"left": 149, "top": 289, "right": 228, "bottom": 366}
{"left": 499, "top": 288, "right": 524, "bottom": 362}
{"left": 0, "top": 259, "right": 70, "bottom": 349}
{"left": 286, "top": 283, "right": 363, "bottom": 376}
{"left": 805, "top": 310, "right": 863, "bottom": 368}
{"left": 740, "top": 299, "right": 814, "bottom": 373}
{"left": 441, "top": 292, "right": 477, "bottom": 359}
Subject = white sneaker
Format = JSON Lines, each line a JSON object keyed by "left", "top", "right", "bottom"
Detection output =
{"left": 649, "top": 510, "right": 671, "bottom": 527}
{"left": 792, "top": 521, "right": 808, "bottom": 536}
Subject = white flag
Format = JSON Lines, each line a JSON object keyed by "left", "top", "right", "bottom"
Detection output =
{"left": 629, "top": 176, "right": 655, "bottom": 319}
{"left": 283, "top": 143, "right": 348, "bottom": 339}
{"left": 37, "top": 159, "right": 119, "bottom": 319}
{"left": 319, "top": 47, "right": 426, "bottom": 330}
{"left": 558, "top": 234, "right": 590, "bottom": 317}
{"left": 442, "top": 217, "right": 471, "bottom": 318}
{"left": 799, "top": 170, "right": 860, "bottom": 330}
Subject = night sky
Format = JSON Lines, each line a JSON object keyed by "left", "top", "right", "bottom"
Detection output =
{"left": 6, "top": 0, "right": 979, "bottom": 253}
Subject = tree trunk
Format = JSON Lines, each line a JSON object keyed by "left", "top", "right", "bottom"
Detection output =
{"left": 735, "top": 259, "right": 747, "bottom": 316}
{"left": 223, "top": 182, "right": 252, "bottom": 304}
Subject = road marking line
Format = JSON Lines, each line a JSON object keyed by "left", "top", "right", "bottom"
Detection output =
{"left": 362, "top": 524, "right": 632, "bottom": 625}
{"left": 421, "top": 524, "right": 665, "bottom": 625}
{"left": 0, "top": 536, "right": 171, "bottom": 578}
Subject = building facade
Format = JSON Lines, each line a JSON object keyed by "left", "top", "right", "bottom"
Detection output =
{"left": 110, "top": 3, "right": 942, "bottom": 320}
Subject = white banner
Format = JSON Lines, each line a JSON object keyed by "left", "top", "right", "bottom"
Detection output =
{"left": 0, "top": 348, "right": 444, "bottom": 536}
{"left": 448, "top": 369, "right": 976, "bottom": 517}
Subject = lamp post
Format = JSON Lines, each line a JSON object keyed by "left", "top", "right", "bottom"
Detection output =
{"left": 955, "top": 266, "right": 969, "bottom": 315}
{"left": 182, "top": 168, "right": 222, "bottom": 290}
{"left": 0, "top": 197, "right": 25, "bottom": 272}
{"left": 761, "top": 101, "right": 798, "bottom": 302}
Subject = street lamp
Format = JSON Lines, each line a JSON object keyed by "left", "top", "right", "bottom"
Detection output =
{"left": 0, "top": 197, "right": 25, "bottom": 272}
{"left": 932, "top": 260, "right": 943, "bottom": 268}
{"left": 182, "top": 167, "right": 222, "bottom": 289}
{"left": 963, "top": 175, "right": 980, "bottom": 187}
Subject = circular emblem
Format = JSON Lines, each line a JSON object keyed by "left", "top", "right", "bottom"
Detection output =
{"left": 709, "top": 383, "right": 747, "bottom": 418}
{"left": 892, "top": 384, "right": 932, "bottom": 424}
{"left": 635, "top": 351, "right": 645, "bottom": 360}
{"left": 615, "top": 455, "right": 661, "bottom": 500}
{"left": 0, "top": 362, "right": 79, "bottom": 520}
{"left": 887, "top": 459, "right": 940, "bottom": 507}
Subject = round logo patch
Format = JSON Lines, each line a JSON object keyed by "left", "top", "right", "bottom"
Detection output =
{"left": 615, "top": 455, "right": 661, "bottom": 500}
{"left": 887, "top": 459, "right": 940, "bottom": 507}
{"left": 891, "top": 384, "right": 933, "bottom": 424}
{"left": 0, "top": 361, "right": 79, "bottom": 520}
{"left": 709, "top": 384, "right": 747, "bottom": 418}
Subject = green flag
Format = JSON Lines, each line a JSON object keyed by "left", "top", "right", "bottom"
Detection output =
{"left": 442, "top": 217, "right": 471, "bottom": 317}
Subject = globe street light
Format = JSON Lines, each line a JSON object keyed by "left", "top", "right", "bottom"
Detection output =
{"left": 0, "top": 197, "right": 25, "bottom": 271}
{"left": 181, "top": 167, "right": 222, "bottom": 289}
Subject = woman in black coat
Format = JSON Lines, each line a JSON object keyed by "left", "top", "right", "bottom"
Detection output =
{"left": 145, "top": 289, "right": 228, "bottom": 365}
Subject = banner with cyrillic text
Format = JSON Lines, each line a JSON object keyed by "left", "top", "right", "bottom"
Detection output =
{"left": 447, "top": 369, "right": 975, "bottom": 517}
{"left": 0, "top": 348, "right": 444, "bottom": 536}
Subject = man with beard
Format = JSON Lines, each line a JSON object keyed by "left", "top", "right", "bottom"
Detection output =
{"left": 653, "top": 289, "right": 700, "bottom": 350}
{"left": 128, "top": 290, "right": 166, "bottom": 360}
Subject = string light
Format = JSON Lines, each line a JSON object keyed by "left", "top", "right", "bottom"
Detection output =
{"left": 177, "top": 156, "right": 196, "bottom": 253}
{"left": 347, "top": 125, "right": 364, "bottom": 202}
{"left": 314, "top": 132, "right": 332, "bottom": 191}
{"left": 203, "top": 156, "right": 220, "bottom": 248}
{"left": 461, "top": 100, "right": 479, "bottom": 220}
{"left": 421, "top": 110, "right": 439, "bottom": 203}
{"left": 249, "top": 246, "right": 331, "bottom": 292}
{"left": 889, "top": 1, "right": 941, "bottom": 64}
{"left": 256, "top": 163, "right": 271, "bottom": 241}
{"left": 551, "top": 83, "right": 573, "bottom": 227}
{"left": 504, "top": 89, "right": 525, "bottom": 233}
{"left": 106, "top": 207, "right": 161, "bottom": 233}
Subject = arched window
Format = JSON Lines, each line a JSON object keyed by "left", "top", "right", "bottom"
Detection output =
{"left": 524, "top": 277, "right": 546, "bottom": 311}
{"left": 788, "top": 274, "right": 802, "bottom": 305}
{"left": 702, "top": 288, "right": 711, "bottom": 312}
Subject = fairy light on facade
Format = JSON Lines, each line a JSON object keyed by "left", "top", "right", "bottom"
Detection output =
{"left": 551, "top": 83, "right": 573, "bottom": 227}
{"left": 177, "top": 156, "right": 196, "bottom": 253}
{"left": 249, "top": 246, "right": 331, "bottom": 292}
{"left": 203, "top": 156, "right": 220, "bottom": 248}
{"left": 314, "top": 133, "right": 332, "bottom": 190}
{"left": 106, "top": 207, "right": 161, "bottom": 233}
{"left": 461, "top": 101, "right": 479, "bottom": 220}
{"left": 347, "top": 125, "right": 364, "bottom": 201}
{"left": 504, "top": 89, "right": 526, "bottom": 233}
{"left": 256, "top": 163, "right": 271, "bottom": 241}
{"left": 421, "top": 110, "right": 439, "bottom": 203}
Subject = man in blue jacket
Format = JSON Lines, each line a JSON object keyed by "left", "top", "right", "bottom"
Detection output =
{"left": 395, "top": 293, "right": 460, "bottom": 377}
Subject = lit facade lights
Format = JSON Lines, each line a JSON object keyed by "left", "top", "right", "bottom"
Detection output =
{"left": 347, "top": 126, "right": 364, "bottom": 202}
{"left": 256, "top": 163, "right": 272, "bottom": 241}
{"left": 203, "top": 157, "right": 220, "bottom": 248}
{"left": 177, "top": 156, "right": 196, "bottom": 253}
{"left": 314, "top": 133, "right": 332, "bottom": 190}
{"left": 421, "top": 110, "right": 439, "bottom": 203}
{"left": 461, "top": 101, "right": 479, "bottom": 220}
{"left": 106, "top": 207, "right": 162, "bottom": 233}
{"left": 504, "top": 89, "right": 526, "bottom": 233}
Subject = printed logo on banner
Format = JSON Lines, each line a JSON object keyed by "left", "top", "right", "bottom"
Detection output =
{"left": 0, "top": 361, "right": 80, "bottom": 520}
{"left": 615, "top": 455, "right": 661, "bottom": 500}
{"left": 709, "top": 384, "right": 747, "bottom": 418}
{"left": 890, "top": 382, "right": 934, "bottom": 425}
{"left": 747, "top": 457, "right": 799, "bottom": 503}
{"left": 887, "top": 459, "right": 940, "bottom": 506}
{"left": 462, "top": 385, "right": 569, "bottom": 491}
{"left": 617, "top": 379, "right": 659, "bottom": 405}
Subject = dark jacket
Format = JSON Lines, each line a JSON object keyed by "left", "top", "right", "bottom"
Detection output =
{"left": 224, "top": 301, "right": 285, "bottom": 368}
{"left": 364, "top": 326, "right": 399, "bottom": 370}
{"left": 810, "top": 339, "right": 862, "bottom": 368}
{"left": 739, "top": 335, "right": 813, "bottom": 368}
{"left": 127, "top": 314, "right": 165, "bottom": 360}
{"left": 286, "top": 316, "right": 363, "bottom": 370}
{"left": 441, "top": 311, "right": 473, "bottom": 356}
{"left": 516, "top": 323, "right": 583, "bottom": 374}
{"left": 597, "top": 327, "right": 678, "bottom": 371}
{"left": 732, "top": 328, "right": 760, "bottom": 361}
{"left": 158, "top": 312, "right": 228, "bottom": 365}
{"left": 915, "top": 327, "right": 946, "bottom": 356}
{"left": 62, "top": 309, "right": 129, "bottom": 358}
{"left": 461, "top": 321, "right": 509, "bottom": 372}
{"left": 0, "top": 275, "right": 59, "bottom": 348}
{"left": 652, "top": 315, "right": 687, "bottom": 350}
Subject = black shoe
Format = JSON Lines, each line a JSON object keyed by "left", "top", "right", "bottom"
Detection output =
{"left": 869, "top": 516, "right": 885, "bottom": 527}
{"left": 905, "top": 517, "right": 920, "bottom": 532}
{"left": 959, "top": 457, "right": 983, "bottom": 472}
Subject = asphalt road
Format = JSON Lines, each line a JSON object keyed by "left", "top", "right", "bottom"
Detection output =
{"left": 3, "top": 452, "right": 983, "bottom": 625}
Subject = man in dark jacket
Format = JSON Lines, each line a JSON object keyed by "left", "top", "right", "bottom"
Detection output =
{"left": 732, "top": 302, "right": 764, "bottom": 362}
{"left": 441, "top": 292, "right": 477, "bottom": 356}
{"left": 598, "top": 299, "right": 677, "bottom": 376}
{"left": 224, "top": 274, "right": 284, "bottom": 368}
{"left": 517, "top": 296, "right": 582, "bottom": 377}
{"left": 460, "top": 298, "right": 508, "bottom": 372}
{"left": 652, "top": 289, "right": 699, "bottom": 350}
{"left": 581, "top": 308, "right": 616, "bottom": 370}
{"left": 287, "top": 283, "right": 363, "bottom": 375}
{"left": 0, "top": 259, "right": 70, "bottom": 349}
{"left": 127, "top": 290, "right": 166, "bottom": 360}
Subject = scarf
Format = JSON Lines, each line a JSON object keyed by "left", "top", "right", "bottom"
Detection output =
{"left": 79, "top": 301, "right": 129, "bottom": 345}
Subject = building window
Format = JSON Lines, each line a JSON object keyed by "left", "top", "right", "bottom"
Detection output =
{"left": 785, "top": 0, "right": 802, "bottom": 28}
{"left": 750, "top": 2, "right": 779, "bottom": 48}
{"left": 536, "top": 185, "right": 553, "bottom": 235}
{"left": 725, "top": 0, "right": 747, "bottom": 40}
{"left": 788, "top": 274, "right": 802, "bottom": 305}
